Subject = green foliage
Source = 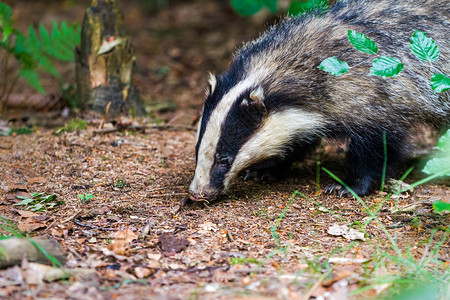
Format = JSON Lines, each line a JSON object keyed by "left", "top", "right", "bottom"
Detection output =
{"left": 78, "top": 194, "right": 94, "bottom": 204}
{"left": 288, "top": 0, "right": 328, "bottom": 16}
{"left": 8, "top": 126, "right": 33, "bottom": 135}
{"left": 317, "top": 57, "right": 349, "bottom": 76}
{"left": 55, "top": 118, "right": 88, "bottom": 134}
{"left": 320, "top": 29, "right": 449, "bottom": 92}
{"left": 410, "top": 30, "right": 439, "bottom": 62}
{"left": 369, "top": 56, "right": 404, "bottom": 78}
{"left": 0, "top": 2, "right": 13, "bottom": 42}
{"left": 229, "top": 257, "right": 260, "bottom": 265}
{"left": 347, "top": 30, "right": 378, "bottom": 54}
{"left": 431, "top": 74, "right": 450, "bottom": 93}
{"left": 231, "top": 0, "right": 277, "bottom": 16}
{"left": 432, "top": 201, "right": 450, "bottom": 214}
{"left": 422, "top": 129, "right": 450, "bottom": 177}
{"left": 230, "top": 0, "right": 328, "bottom": 17}
{"left": 15, "top": 192, "right": 62, "bottom": 212}
{"left": 0, "top": 1, "right": 80, "bottom": 98}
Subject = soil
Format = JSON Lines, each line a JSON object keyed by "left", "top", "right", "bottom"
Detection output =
{"left": 0, "top": 1, "right": 449, "bottom": 299}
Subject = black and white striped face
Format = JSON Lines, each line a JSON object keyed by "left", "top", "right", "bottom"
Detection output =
{"left": 189, "top": 73, "right": 327, "bottom": 200}
{"left": 190, "top": 73, "right": 267, "bottom": 200}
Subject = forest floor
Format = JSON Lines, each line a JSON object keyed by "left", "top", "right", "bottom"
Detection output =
{"left": 0, "top": 1, "right": 449, "bottom": 299}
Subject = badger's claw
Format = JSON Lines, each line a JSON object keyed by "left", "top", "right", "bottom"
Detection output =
{"left": 324, "top": 183, "right": 353, "bottom": 198}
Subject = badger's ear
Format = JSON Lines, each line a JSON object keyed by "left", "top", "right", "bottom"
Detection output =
{"left": 249, "top": 86, "right": 265, "bottom": 105}
{"left": 241, "top": 86, "right": 266, "bottom": 113}
{"left": 206, "top": 72, "right": 217, "bottom": 96}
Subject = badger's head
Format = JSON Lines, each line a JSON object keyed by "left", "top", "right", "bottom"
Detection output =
{"left": 189, "top": 72, "right": 325, "bottom": 200}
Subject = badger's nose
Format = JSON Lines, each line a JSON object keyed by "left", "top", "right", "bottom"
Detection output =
{"left": 189, "top": 191, "right": 201, "bottom": 201}
{"left": 189, "top": 188, "right": 217, "bottom": 202}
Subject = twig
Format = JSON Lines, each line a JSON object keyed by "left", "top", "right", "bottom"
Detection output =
{"left": 99, "top": 101, "right": 112, "bottom": 129}
{"left": 148, "top": 193, "right": 188, "bottom": 198}
{"left": 73, "top": 219, "right": 116, "bottom": 231}
{"left": 43, "top": 218, "right": 59, "bottom": 233}
{"left": 61, "top": 210, "right": 83, "bottom": 224}
{"left": 303, "top": 271, "right": 329, "bottom": 300}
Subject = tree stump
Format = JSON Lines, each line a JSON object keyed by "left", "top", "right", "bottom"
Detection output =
{"left": 75, "top": 0, "right": 145, "bottom": 117}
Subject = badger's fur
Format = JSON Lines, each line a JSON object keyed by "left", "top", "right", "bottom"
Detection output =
{"left": 190, "top": 0, "right": 450, "bottom": 200}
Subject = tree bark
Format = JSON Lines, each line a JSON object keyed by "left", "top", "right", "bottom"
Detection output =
{"left": 75, "top": 0, "right": 145, "bottom": 117}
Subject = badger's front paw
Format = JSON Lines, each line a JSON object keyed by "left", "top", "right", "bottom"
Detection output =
{"left": 324, "top": 183, "right": 354, "bottom": 197}
{"left": 324, "top": 180, "right": 371, "bottom": 197}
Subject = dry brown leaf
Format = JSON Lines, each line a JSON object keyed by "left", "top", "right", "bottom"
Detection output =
{"left": 17, "top": 219, "right": 46, "bottom": 232}
{"left": 26, "top": 177, "right": 47, "bottom": 185}
{"left": 106, "top": 228, "right": 138, "bottom": 256}
{"left": 15, "top": 210, "right": 40, "bottom": 218}
{"left": 134, "top": 267, "right": 153, "bottom": 279}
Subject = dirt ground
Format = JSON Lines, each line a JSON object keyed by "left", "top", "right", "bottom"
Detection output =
{"left": 0, "top": 1, "right": 449, "bottom": 299}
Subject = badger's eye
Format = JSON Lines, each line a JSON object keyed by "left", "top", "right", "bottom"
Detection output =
{"left": 216, "top": 155, "right": 232, "bottom": 167}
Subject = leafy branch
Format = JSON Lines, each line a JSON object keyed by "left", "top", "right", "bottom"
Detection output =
{"left": 0, "top": 1, "right": 80, "bottom": 111}
{"left": 318, "top": 29, "right": 449, "bottom": 93}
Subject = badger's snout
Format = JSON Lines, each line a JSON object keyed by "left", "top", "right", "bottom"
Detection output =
{"left": 189, "top": 181, "right": 221, "bottom": 201}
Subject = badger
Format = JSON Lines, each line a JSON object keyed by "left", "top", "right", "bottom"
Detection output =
{"left": 189, "top": 0, "right": 450, "bottom": 200}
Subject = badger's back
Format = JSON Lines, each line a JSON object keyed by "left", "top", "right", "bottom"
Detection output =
{"left": 235, "top": 0, "right": 450, "bottom": 131}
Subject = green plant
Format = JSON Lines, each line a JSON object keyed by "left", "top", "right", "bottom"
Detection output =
{"left": 8, "top": 126, "right": 33, "bottom": 135}
{"left": 78, "top": 193, "right": 94, "bottom": 203}
{"left": 229, "top": 257, "right": 260, "bottom": 265}
{"left": 288, "top": 0, "right": 329, "bottom": 16}
{"left": 421, "top": 129, "right": 450, "bottom": 214}
{"left": 0, "top": 1, "right": 80, "bottom": 111}
{"left": 230, "top": 0, "right": 329, "bottom": 16}
{"left": 55, "top": 118, "right": 87, "bottom": 134}
{"left": 14, "top": 192, "right": 62, "bottom": 211}
{"left": 319, "top": 30, "right": 450, "bottom": 93}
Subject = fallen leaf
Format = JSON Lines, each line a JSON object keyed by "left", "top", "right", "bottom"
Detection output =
{"left": 199, "top": 221, "right": 219, "bottom": 233}
{"left": 327, "top": 224, "right": 365, "bottom": 241}
{"left": 134, "top": 267, "right": 153, "bottom": 279}
{"left": 323, "top": 270, "right": 355, "bottom": 287}
{"left": 107, "top": 228, "right": 138, "bottom": 256}
{"left": 17, "top": 219, "right": 46, "bottom": 232}
{"left": 26, "top": 177, "right": 47, "bottom": 185}
{"left": 6, "top": 184, "right": 27, "bottom": 192}
{"left": 159, "top": 232, "right": 189, "bottom": 256}
{"left": 98, "top": 206, "right": 111, "bottom": 214}
{"left": 15, "top": 210, "right": 40, "bottom": 218}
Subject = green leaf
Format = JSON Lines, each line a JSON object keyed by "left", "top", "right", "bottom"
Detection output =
{"left": 318, "top": 57, "right": 349, "bottom": 76}
{"left": 39, "top": 23, "right": 50, "bottom": 47}
{"left": 39, "top": 194, "right": 57, "bottom": 202}
{"left": 30, "top": 192, "right": 45, "bottom": 198}
{"left": 431, "top": 74, "right": 450, "bottom": 93}
{"left": 423, "top": 130, "right": 450, "bottom": 176}
{"left": 0, "top": 2, "right": 13, "bottom": 42}
{"left": 435, "top": 130, "right": 450, "bottom": 152}
{"left": 19, "top": 68, "right": 44, "bottom": 94}
{"left": 231, "top": 0, "right": 277, "bottom": 16}
{"left": 433, "top": 201, "right": 450, "bottom": 213}
{"left": 15, "top": 198, "right": 35, "bottom": 206}
{"left": 432, "top": 201, "right": 450, "bottom": 214}
{"left": 369, "top": 56, "right": 404, "bottom": 77}
{"left": 347, "top": 30, "right": 378, "bottom": 54}
{"left": 288, "top": 0, "right": 328, "bottom": 16}
{"left": 410, "top": 30, "right": 439, "bottom": 62}
{"left": 31, "top": 203, "right": 44, "bottom": 212}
